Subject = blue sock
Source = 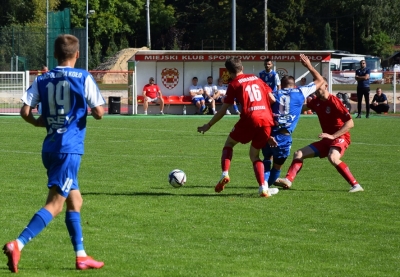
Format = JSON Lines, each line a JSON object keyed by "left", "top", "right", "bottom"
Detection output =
{"left": 65, "top": 211, "right": 84, "bottom": 251}
{"left": 233, "top": 104, "right": 238, "bottom": 111}
{"left": 263, "top": 159, "right": 271, "bottom": 184}
{"left": 17, "top": 208, "right": 53, "bottom": 245}
{"left": 268, "top": 168, "right": 281, "bottom": 187}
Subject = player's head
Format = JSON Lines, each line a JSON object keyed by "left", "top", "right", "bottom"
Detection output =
{"left": 376, "top": 87, "right": 382, "bottom": 95}
{"left": 217, "top": 78, "right": 223, "bottom": 85}
{"left": 281, "top": 75, "right": 295, "bottom": 89}
{"left": 300, "top": 77, "right": 306, "bottom": 85}
{"left": 314, "top": 76, "right": 329, "bottom": 98}
{"left": 149, "top": 77, "right": 155, "bottom": 83}
{"left": 192, "top": 76, "right": 198, "bottom": 85}
{"left": 42, "top": 65, "right": 48, "bottom": 72}
{"left": 54, "top": 34, "right": 79, "bottom": 64}
{"left": 207, "top": 76, "right": 213, "bottom": 84}
{"left": 225, "top": 58, "right": 243, "bottom": 77}
{"left": 264, "top": 58, "right": 273, "bottom": 71}
{"left": 360, "top": 60, "right": 366, "bottom": 69}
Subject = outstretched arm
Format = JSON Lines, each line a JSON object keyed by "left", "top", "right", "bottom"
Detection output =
{"left": 197, "top": 103, "right": 230, "bottom": 134}
{"left": 300, "top": 54, "right": 324, "bottom": 91}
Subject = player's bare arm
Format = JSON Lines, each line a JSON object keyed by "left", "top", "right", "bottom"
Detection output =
{"left": 91, "top": 105, "right": 105, "bottom": 120}
{"left": 300, "top": 54, "right": 324, "bottom": 91}
{"left": 268, "top": 92, "right": 276, "bottom": 104}
{"left": 318, "top": 119, "right": 354, "bottom": 140}
{"left": 20, "top": 104, "right": 45, "bottom": 127}
{"left": 197, "top": 103, "right": 230, "bottom": 134}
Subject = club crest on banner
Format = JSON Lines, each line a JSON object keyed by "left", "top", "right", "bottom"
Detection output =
{"left": 161, "top": 68, "right": 179, "bottom": 89}
{"left": 219, "top": 68, "right": 231, "bottom": 84}
{"left": 276, "top": 68, "right": 288, "bottom": 79}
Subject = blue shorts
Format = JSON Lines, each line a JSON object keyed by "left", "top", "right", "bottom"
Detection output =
{"left": 192, "top": 97, "right": 205, "bottom": 105}
{"left": 42, "top": 152, "right": 81, "bottom": 197}
{"left": 262, "top": 133, "right": 292, "bottom": 159}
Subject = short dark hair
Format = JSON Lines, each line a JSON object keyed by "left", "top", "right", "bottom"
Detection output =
{"left": 207, "top": 76, "right": 213, "bottom": 79}
{"left": 264, "top": 58, "right": 273, "bottom": 64}
{"left": 225, "top": 58, "right": 242, "bottom": 74}
{"left": 54, "top": 34, "right": 79, "bottom": 63}
{"left": 192, "top": 77, "right": 198, "bottom": 80}
{"left": 281, "top": 75, "right": 295, "bottom": 87}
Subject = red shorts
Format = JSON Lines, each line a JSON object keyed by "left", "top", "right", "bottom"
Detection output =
{"left": 229, "top": 120, "right": 271, "bottom": 149}
{"left": 310, "top": 137, "right": 350, "bottom": 158}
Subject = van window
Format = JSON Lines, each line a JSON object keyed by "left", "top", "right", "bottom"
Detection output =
{"left": 341, "top": 63, "right": 356, "bottom": 71}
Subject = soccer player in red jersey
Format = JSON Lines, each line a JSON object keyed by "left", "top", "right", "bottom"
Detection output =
{"left": 197, "top": 57, "right": 277, "bottom": 197}
{"left": 274, "top": 76, "right": 364, "bottom": 193}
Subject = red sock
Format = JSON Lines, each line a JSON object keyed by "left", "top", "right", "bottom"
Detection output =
{"left": 221, "top": 147, "right": 233, "bottom": 171}
{"left": 286, "top": 159, "right": 303, "bottom": 182}
{"left": 253, "top": 160, "right": 265, "bottom": 186}
{"left": 336, "top": 162, "right": 358, "bottom": 185}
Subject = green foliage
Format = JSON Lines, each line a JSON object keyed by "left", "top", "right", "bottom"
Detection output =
{"left": 362, "top": 32, "right": 394, "bottom": 58}
{"left": 324, "top": 23, "right": 334, "bottom": 50}
{"left": 0, "top": 115, "right": 400, "bottom": 276}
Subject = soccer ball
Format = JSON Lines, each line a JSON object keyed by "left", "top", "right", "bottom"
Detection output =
{"left": 168, "top": 169, "right": 186, "bottom": 188}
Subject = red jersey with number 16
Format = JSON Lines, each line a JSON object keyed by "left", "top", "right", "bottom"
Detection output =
{"left": 224, "top": 74, "right": 274, "bottom": 127}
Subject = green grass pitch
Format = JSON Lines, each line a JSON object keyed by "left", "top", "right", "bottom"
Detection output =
{"left": 0, "top": 114, "right": 399, "bottom": 276}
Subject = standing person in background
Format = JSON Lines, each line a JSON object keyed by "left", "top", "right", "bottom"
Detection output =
{"left": 203, "top": 76, "right": 217, "bottom": 114}
{"left": 3, "top": 34, "right": 105, "bottom": 273}
{"left": 198, "top": 57, "right": 276, "bottom": 198}
{"left": 370, "top": 87, "right": 389, "bottom": 114}
{"left": 355, "top": 60, "right": 370, "bottom": 118}
{"left": 259, "top": 58, "right": 281, "bottom": 91}
{"left": 189, "top": 77, "right": 208, "bottom": 115}
{"left": 142, "top": 77, "right": 165, "bottom": 115}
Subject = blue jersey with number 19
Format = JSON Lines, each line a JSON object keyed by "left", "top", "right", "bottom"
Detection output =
{"left": 21, "top": 66, "right": 105, "bottom": 154}
{"left": 272, "top": 83, "right": 316, "bottom": 134}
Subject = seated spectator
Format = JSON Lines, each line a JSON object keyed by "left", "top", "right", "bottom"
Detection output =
{"left": 189, "top": 77, "right": 207, "bottom": 114}
{"left": 142, "top": 77, "right": 164, "bottom": 115}
{"left": 299, "top": 77, "right": 307, "bottom": 86}
{"left": 214, "top": 78, "right": 240, "bottom": 115}
{"left": 370, "top": 87, "right": 389, "bottom": 114}
{"left": 203, "top": 76, "right": 217, "bottom": 114}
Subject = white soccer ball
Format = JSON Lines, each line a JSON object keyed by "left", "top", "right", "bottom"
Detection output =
{"left": 168, "top": 169, "right": 186, "bottom": 188}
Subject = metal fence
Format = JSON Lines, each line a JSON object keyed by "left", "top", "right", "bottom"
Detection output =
{"left": 0, "top": 71, "right": 28, "bottom": 114}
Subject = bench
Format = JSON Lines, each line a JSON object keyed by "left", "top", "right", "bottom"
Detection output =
{"left": 136, "top": 95, "right": 225, "bottom": 114}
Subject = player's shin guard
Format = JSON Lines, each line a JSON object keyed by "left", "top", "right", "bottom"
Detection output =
{"left": 65, "top": 211, "right": 85, "bottom": 252}
{"left": 286, "top": 159, "right": 303, "bottom": 182}
{"left": 263, "top": 158, "right": 272, "bottom": 182}
{"left": 268, "top": 168, "right": 281, "bottom": 187}
{"left": 253, "top": 160, "right": 265, "bottom": 186}
{"left": 18, "top": 208, "right": 53, "bottom": 246}
{"left": 221, "top": 146, "right": 233, "bottom": 171}
{"left": 335, "top": 162, "right": 358, "bottom": 185}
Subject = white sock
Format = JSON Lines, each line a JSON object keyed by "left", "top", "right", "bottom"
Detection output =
{"left": 16, "top": 239, "right": 24, "bottom": 251}
{"left": 76, "top": 250, "right": 87, "bottom": 257}
{"left": 222, "top": 171, "right": 229, "bottom": 177}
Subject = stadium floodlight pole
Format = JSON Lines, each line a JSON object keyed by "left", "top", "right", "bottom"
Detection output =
{"left": 146, "top": 0, "right": 151, "bottom": 49}
{"left": 265, "top": 0, "right": 268, "bottom": 51}
{"left": 232, "top": 0, "right": 236, "bottom": 50}
{"left": 86, "top": 0, "right": 89, "bottom": 71}
{"left": 46, "top": 0, "right": 49, "bottom": 67}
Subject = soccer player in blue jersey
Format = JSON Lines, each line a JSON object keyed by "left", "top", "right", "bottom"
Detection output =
{"left": 262, "top": 54, "right": 325, "bottom": 187}
{"left": 3, "top": 34, "right": 105, "bottom": 273}
{"left": 259, "top": 58, "right": 281, "bottom": 91}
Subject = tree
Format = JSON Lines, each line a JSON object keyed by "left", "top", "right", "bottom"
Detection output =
{"left": 324, "top": 23, "right": 334, "bottom": 50}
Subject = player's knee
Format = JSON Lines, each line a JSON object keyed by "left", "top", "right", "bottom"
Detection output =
{"left": 293, "top": 149, "right": 303, "bottom": 159}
